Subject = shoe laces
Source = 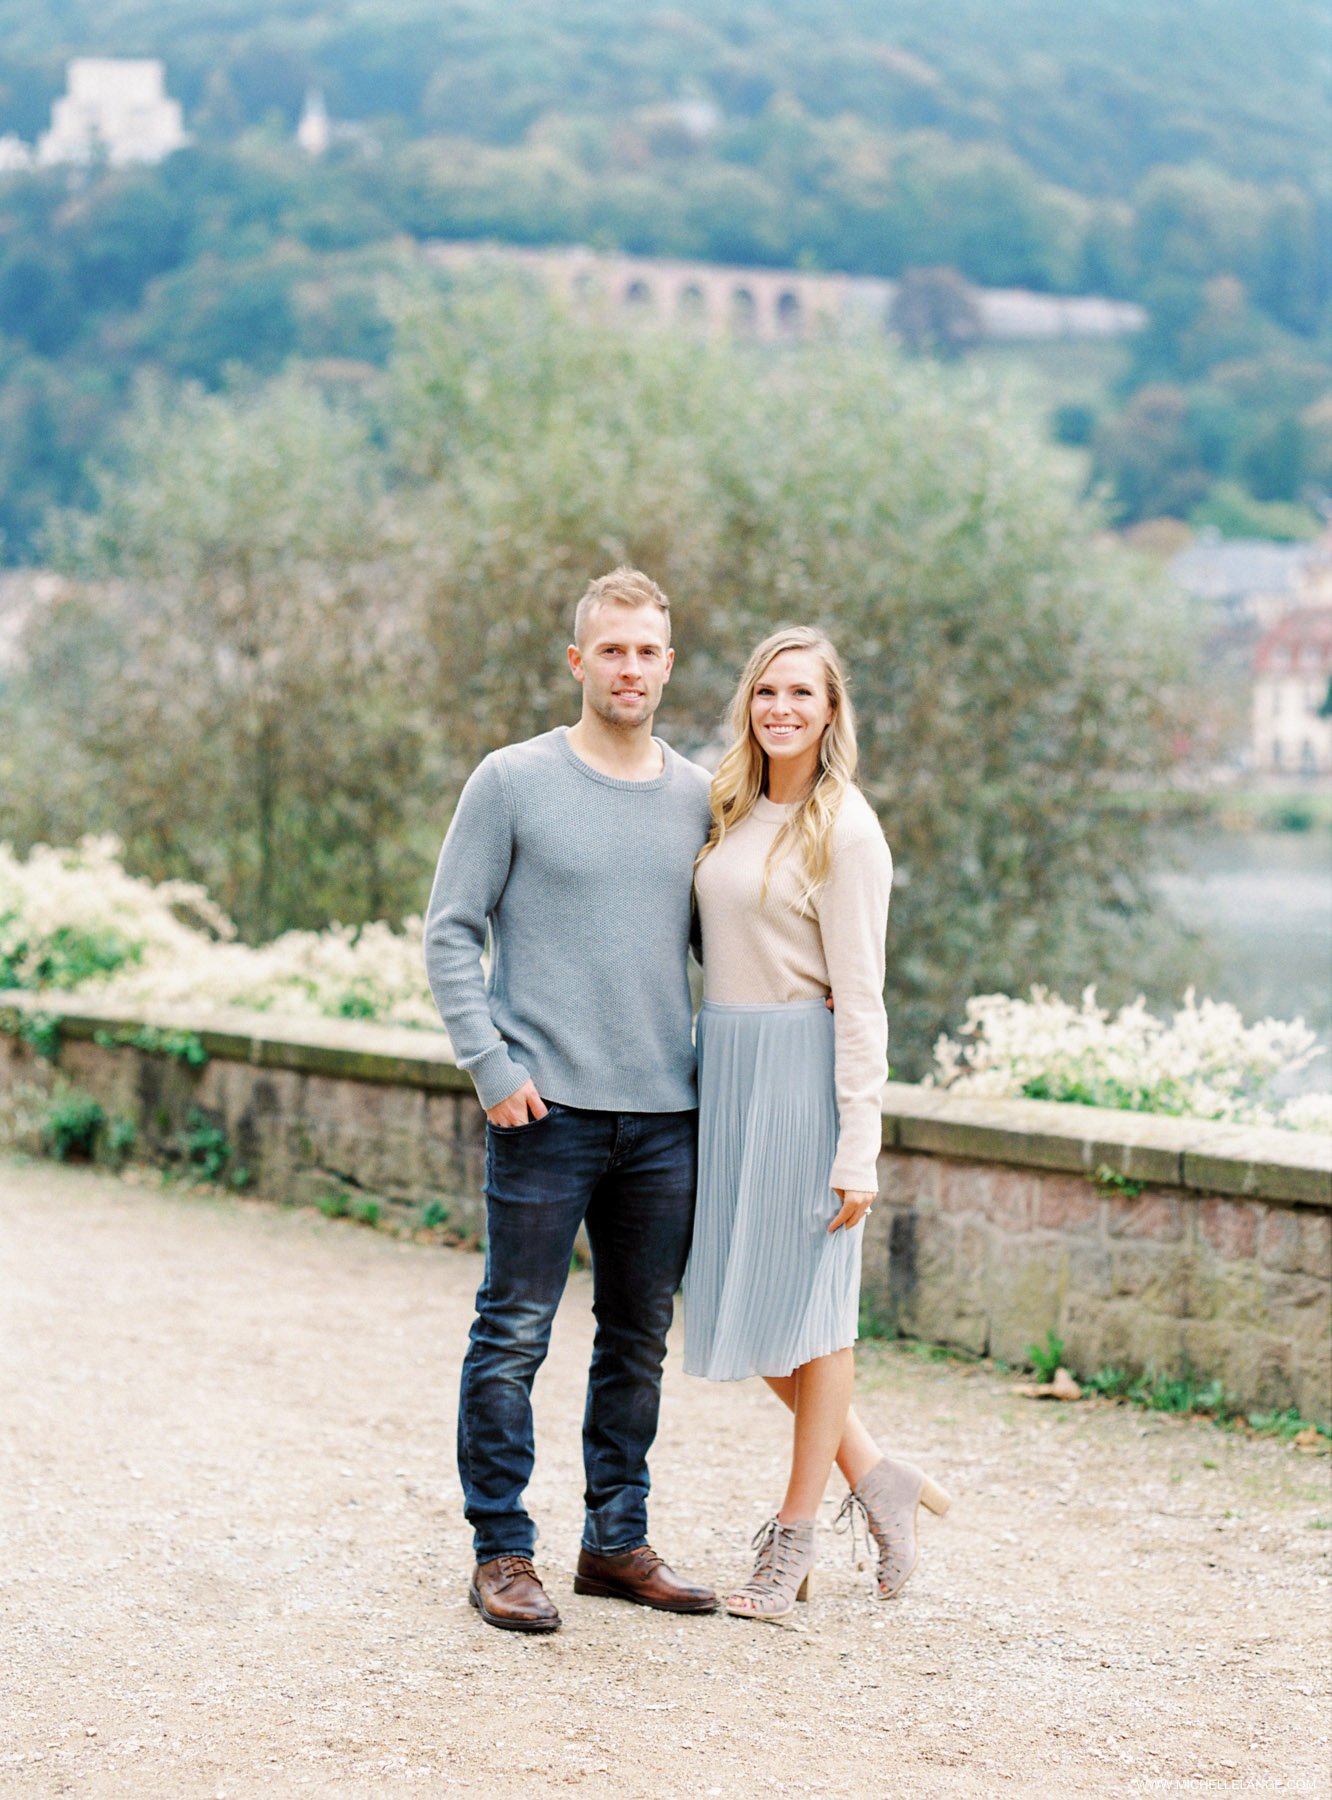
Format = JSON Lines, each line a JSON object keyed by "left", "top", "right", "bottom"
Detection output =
{"left": 745, "top": 1517, "right": 808, "bottom": 1583}
{"left": 495, "top": 1554, "right": 538, "bottom": 1588}
{"left": 833, "top": 1490, "right": 871, "bottom": 1568}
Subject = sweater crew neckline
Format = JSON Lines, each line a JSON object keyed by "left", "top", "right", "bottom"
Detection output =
{"left": 556, "top": 726, "right": 676, "bottom": 791}
{"left": 753, "top": 794, "right": 796, "bottom": 819}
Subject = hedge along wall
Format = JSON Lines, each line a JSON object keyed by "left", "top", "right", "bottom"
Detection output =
{"left": 3, "top": 990, "right": 1329, "bottom": 1422}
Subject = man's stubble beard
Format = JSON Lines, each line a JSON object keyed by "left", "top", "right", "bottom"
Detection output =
{"left": 589, "top": 695, "right": 656, "bottom": 733}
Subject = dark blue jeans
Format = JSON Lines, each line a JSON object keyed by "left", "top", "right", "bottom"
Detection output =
{"left": 458, "top": 1103, "right": 697, "bottom": 1564}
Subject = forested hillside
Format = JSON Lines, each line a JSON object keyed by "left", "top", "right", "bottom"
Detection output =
{"left": 0, "top": 0, "right": 1328, "bottom": 557}
{"left": 2, "top": 0, "right": 1324, "bottom": 194}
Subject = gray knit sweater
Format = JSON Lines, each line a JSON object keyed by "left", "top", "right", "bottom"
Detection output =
{"left": 423, "top": 727, "right": 713, "bottom": 1112}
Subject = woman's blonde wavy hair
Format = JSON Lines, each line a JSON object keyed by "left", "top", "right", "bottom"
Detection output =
{"left": 696, "top": 626, "right": 858, "bottom": 907}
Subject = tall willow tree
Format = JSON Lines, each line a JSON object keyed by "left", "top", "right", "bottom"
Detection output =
{"left": 11, "top": 279, "right": 1190, "bottom": 1066}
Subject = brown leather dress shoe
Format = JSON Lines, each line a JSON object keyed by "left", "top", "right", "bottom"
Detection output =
{"left": 468, "top": 1555, "right": 561, "bottom": 1633}
{"left": 573, "top": 1545, "right": 718, "bottom": 1613}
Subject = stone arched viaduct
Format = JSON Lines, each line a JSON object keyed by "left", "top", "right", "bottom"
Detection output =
{"left": 425, "top": 241, "right": 1145, "bottom": 345}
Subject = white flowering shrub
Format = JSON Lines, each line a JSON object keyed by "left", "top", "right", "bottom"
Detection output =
{"left": 0, "top": 839, "right": 438, "bottom": 1031}
{"left": 0, "top": 836, "right": 233, "bottom": 989}
{"left": 7, "top": 843, "right": 1327, "bottom": 1132}
{"left": 100, "top": 918, "right": 441, "bottom": 1029}
{"left": 931, "top": 987, "right": 1328, "bottom": 1133}
{"left": 1278, "top": 1092, "right": 1332, "bottom": 1135}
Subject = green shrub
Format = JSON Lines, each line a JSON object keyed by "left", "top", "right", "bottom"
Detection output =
{"left": 174, "top": 1108, "right": 247, "bottom": 1187}
{"left": 104, "top": 1115, "right": 138, "bottom": 1166}
{"left": 1083, "top": 1364, "right": 1234, "bottom": 1417}
{"left": 40, "top": 1087, "right": 105, "bottom": 1161}
{"left": 0, "top": 923, "right": 140, "bottom": 990}
{"left": 95, "top": 1025, "right": 208, "bottom": 1067}
{"left": 19, "top": 1012, "right": 64, "bottom": 1061}
{"left": 1025, "top": 1328, "right": 1066, "bottom": 1381}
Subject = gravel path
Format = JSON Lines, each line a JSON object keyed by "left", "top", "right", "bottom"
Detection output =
{"left": 2, "top": 1158, "right": 1329, "bottom": 1800}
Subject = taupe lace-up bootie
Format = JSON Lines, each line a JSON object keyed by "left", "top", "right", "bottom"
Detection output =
{"left": 724, "top": 1517, "right": 816, "bottom": 1624}
{"left": 837, "top": 1455, "right": 952, "bottom": 1599}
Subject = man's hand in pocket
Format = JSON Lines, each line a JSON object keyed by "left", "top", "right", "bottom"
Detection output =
{"left": 486, "top": 1080, "right": 548, "bottom": 1127}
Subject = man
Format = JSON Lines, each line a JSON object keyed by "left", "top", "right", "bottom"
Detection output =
{"left": 424, "top": 567, "right": 717, "bottom": 1633}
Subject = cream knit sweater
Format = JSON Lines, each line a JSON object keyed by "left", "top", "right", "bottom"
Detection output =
{"left": 694, "top": 785, "right": 893, "bottom": 1193}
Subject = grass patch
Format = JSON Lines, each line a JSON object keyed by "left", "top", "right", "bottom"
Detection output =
{"left": 94, "top": 1025, "right": 208, "bottom": 1067}
{"left": 873, "top": 1335, "right": 1330, "bottom": 1443}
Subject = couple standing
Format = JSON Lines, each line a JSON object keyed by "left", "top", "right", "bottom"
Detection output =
{"left": 424, "top": 567, "right": 949, "bottom": 1633}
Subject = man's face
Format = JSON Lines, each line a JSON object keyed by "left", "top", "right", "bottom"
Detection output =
{"left": 568, "top": 604, "right": 674, "bottom": 730}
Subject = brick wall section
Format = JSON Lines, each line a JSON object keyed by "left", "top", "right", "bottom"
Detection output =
{"left": 3, "top": 993, "right": 1329, "bottom": 1420}
{"left": 864, "top": 1153, "right": 1330, "bottom": 1421}
{"left": 0, "top": 1004, "right": 490, "bottom": 1237}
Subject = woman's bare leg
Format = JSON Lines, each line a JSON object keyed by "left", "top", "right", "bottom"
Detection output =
{"left": 764, "top": 1372, "right": 881, "bottom": 1490}
{"left": 775, "top": 1348, "right": 856, "bottom": 1523}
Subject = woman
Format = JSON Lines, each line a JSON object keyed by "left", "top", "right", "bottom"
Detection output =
{"left": 684, "top": 626, "right": 950, "bottom": 1622}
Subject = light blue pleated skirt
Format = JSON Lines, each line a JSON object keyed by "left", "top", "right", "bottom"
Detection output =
{"left": 683, "top": 998, "right": 862, "bottom": 1382}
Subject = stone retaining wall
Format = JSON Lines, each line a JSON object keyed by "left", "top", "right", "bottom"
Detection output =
{"left": 3, "top": 991, "right": 1329, "bottom": 1420}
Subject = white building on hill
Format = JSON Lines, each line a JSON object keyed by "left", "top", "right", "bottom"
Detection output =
{"left": 38, "top": 59, "right": 188, "bottom": 168}
{"left": 1252, "top": 609, "right": 1332, "bottom": 776}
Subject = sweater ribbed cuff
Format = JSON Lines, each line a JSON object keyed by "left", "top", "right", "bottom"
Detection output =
{"left": 463, "top": 1043, "right": 531, "bottom": 1111}
{"left": 829, "top": 1157, "right": 880, "bottom": 1198}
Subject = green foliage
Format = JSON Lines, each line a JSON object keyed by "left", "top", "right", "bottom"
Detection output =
{"left": 0, "top": 919, "right": 140, "bottom": 990}
{"left": 317, "top": 1189, "right": 380, "bottom": 1226}
{"left": 10, "top": 286, "right": 1190, "bottom": 1072}
{"left": 1189, "top": 480, "right": 1322, "bottom": 543}
{"left": 1094, "top": 1164, "right": 1146, "bottom": 1199}
{"left": 103, "top": 1114, "right": 138, "bottom": 1165}
{"left": 94, "top": 1025, "right": 208, "bottom": 1067}
{"left": 40, "top": 1085, "right": 105, "bottom": 1160}
{"left": 1246, "top": 1407, "right": 1329, "bottom": 1442}
{"left": 419, "top": 1199, "right": 449, "bottom": 1229}
{"left": 1025, "top": 1329, "right": 1066, "bottom": 1382}
{"left": 32, "top": 373, "right": 424, "bottom": 940}
{"left": 896, "top": 1338, "right": 1330, "bottom": 1437}
{"left": 1, "top": 1008, "right": 65, "bottom": 1061}
{"left": 174, "top": 1107, "right": 247, "bottom": 1186}
{"left": 0, "top": 4, "right": 1324, "bottom": 551}
{"left": 334, "top": 988, "right": 380, "bottom": 1021}
{"left": 1083, "top": 1364, "right": 1233, "bottom": 1417}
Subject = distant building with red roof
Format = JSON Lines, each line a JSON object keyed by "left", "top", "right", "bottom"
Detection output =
{"left": 1252, "top": 607, "right": 1332, "bottom": 776}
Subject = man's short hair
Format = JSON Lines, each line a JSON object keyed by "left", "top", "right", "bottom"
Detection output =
{"left": 573, "top": 567, "right": 672, "bottom": 647}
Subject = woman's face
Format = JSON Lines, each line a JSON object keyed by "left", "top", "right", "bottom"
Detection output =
{"left": 749, "top": 648, "right": 834, "bottom": 782}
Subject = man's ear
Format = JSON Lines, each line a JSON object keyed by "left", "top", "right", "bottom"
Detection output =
{"left": 567, "top": 643, "right": 584, "bottom": 683}
{"left": 662, "top": 645, "right": 676, "bottom": 682}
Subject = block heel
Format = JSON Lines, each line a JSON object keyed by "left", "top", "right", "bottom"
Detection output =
{"left": 920, "top": 1476, "right": 952, "bottom": 1517}
{"left": 836, "top": 1456, "right": 952, "bottom": 1600}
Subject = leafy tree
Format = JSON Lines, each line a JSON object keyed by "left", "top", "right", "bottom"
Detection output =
{"left": 1240, "top": 415, "right": 1306, "bottom": 503}
{"left": 129, "top": 257, "right": 301, "bottom": 383}
{"left": 889, "top": 266, "right": 982, "bottom": 358}
{"left": 0, "top": 250, "right": 81, "bottom": 355}
{"left": 1092, "top": 384, "right": 1211, "bottom": 522}
{"left": 34, "top": 375, "right": 429, "bottom": 936}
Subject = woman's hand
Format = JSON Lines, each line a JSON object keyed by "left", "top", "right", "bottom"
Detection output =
{"left": 828, "top": 1188, "right": 874, "bottom": 1232}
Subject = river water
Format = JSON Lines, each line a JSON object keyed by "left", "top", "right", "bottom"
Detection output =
{"left": 1151, "top": 827, "right": 1332, "bottom": 1094}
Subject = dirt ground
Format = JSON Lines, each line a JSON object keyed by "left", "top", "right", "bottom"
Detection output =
{"left": 1, "top": 1157, "right": 1329, "bottom": 1800}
